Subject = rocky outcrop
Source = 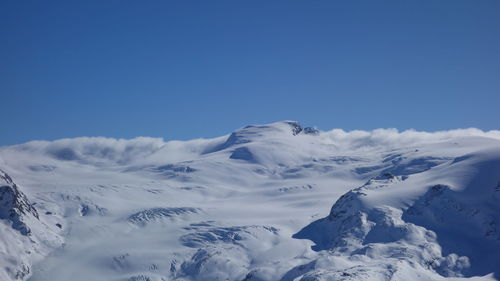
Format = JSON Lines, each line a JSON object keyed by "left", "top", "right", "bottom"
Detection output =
{"left": 0, "top": 169, "right": 39, "bottom": 236}
{"left": 283, "top": 121, "right": 319, "bottom": 136}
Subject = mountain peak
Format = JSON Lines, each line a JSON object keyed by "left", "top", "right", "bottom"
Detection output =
{"left": 209, "top": 121, "right": 319, "bottom": 153}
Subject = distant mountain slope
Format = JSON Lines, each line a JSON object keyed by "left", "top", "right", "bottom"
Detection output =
{"left": 0, "top": 121, "right": 499, "bottom": 281}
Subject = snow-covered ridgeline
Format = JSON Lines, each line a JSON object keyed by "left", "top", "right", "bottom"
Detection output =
{"left": 0, "top": 121, "right": 499, "bottom": 281}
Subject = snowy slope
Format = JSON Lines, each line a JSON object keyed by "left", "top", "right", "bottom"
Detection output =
{"left": 0, "top": 121, "right": 499, "bottom": 281}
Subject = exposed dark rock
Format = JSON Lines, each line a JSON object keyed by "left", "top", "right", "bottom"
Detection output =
{"left": 286, "top": 121, "right": 303, "bottom": 135}
{"left": 285, "top": 122, "right": 319, "bottom": 135}
{"left": 375, "top": 172, "right": 395, "bottom": 180}
{"left": 14, "top": 263, "right": 30, "bottom": 280}
{"left": 154, "top": 164, "right": 196, "bottom": 173}
{"left": 128, "top": 274, "right": 152, "bottom": 281}
{"left": 303, "top": 127, "right": 319, "bottom": 135}
{"left": 0, "top": 169, "right": 39, "bottom": 236}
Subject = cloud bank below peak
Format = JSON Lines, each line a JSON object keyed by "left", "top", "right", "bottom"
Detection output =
{"left": 1, "top": 122, "right": 499, "bottom": 166}
{"left": 320, "top": 127, "right": 500, "bottom": 149}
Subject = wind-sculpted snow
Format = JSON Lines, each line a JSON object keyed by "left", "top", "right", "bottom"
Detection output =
{"left": 175, "top": 223, "right": 280, "bottom": 281}
{"left": 354, "top": 155, "right": 451, "bottom": 176}
{"left": 1, "top": 121, "right": 500, "bottom": 281}
{"left": 229, "top": 147, "right": 257, "bottom": 162}
{"left": 125, "top": 163, "right": 198, "bottom": 180}
{"left": 128, "top": 207, "right": 200, "bottom": 226}
{"left": 180, "top": 223, "right": 279, "bottom": 248}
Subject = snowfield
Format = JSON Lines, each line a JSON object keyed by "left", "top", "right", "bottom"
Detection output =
{"left": 1, "top": 121, "right": 499, "bottom": 281}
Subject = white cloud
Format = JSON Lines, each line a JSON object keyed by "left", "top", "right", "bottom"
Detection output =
{"left": 1, "top": 123, "right": 499, "bottom": 167}
{"left": 321, "top": 128, "right": 500, "bottom": 149}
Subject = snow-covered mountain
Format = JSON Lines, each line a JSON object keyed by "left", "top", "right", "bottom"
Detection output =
{"left": 1, "top": 121, "right": 500, "bottom": 281}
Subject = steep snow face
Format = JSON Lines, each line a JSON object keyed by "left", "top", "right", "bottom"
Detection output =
{"left": 0, "top": 121, "right": 500, "bottom": 281}
{"left": 0, "top": 170, "right": 62, "bottom": 281}
{"left": 0, "top": 169, "right": 40, "bottom": 235}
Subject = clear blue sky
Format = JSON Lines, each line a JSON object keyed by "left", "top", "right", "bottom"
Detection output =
{"left": 1, "top": 0, "right": 499, "bottom": 145}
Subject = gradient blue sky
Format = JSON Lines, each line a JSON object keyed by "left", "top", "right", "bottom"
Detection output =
{"left": 1, "top": 0, "right": 499, "bottom": 145}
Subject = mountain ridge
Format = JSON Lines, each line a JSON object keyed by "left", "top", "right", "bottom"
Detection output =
{"left": 0, "top": 121, "right": 499, "bottom": 281}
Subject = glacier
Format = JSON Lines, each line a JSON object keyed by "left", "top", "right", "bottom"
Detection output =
{"left": 0, "top": 121, "right": 499, "bottom": 281}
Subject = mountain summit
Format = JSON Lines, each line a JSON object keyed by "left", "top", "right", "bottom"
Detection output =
{"left": 209, "top": 121, "right": 319, "bottom": 153}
